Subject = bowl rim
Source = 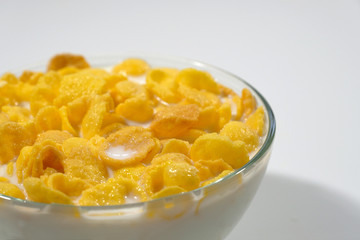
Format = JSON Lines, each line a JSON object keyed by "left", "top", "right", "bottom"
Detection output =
{"left": 0, "top": 54, "right": 276, "bottom": 211}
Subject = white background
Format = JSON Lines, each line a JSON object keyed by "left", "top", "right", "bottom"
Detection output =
{"left": 1, "top": 0, "right": 360, "bottom": 239}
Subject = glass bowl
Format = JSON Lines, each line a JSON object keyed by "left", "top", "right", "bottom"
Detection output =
{"left": 0, "top": 55, "right": 275, "bottom": 240}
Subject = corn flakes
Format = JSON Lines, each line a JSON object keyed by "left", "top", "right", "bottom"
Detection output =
{"left": 47, "top": 53, "right": 90, "bottom": 71}
{"left": 190, "top": 133, "right": 249, "bottom": 169}
{"left": 23, "top": 177, "right": 73, "bottom": 204}
{"left": 0, "top": 54, "right": 266, "bottom": 206}
{"left": 151, "top": 104, "right": 200, "bottom": 138}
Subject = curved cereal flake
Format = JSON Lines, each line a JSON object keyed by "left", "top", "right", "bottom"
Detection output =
{"left": 99, "top": 122, "right": 125, "bottom": 138}
{"left": 218, "top": 102, "right": 232, "bottom": 129}
{"left": 176, "top": 128, "right": 206, "bottom": 144}
{"left": 175, "top": 68, "right": 219, "bottom": 94}
{"left": 23, "top": 177, "right": 73, "bottom": 204}
{"left": 0, "top": 121, "right": 34, "bottom": 164}
{"left": 79, "top": 68, "right": 127, "bottom": 89}
{"left": 0, "top": 182, "right": 25, "bottom": 200}
{"left": 193, "top": 106, "right": 219, "bottom": 132}
{"left": 66, "top": 96, "right": 90, "bottom": 126}
{"left": 163, "top": 161, "right": 200, "bottom": 191}
{"left": 151, "top": 186, "right": 186, "bottom": 199}
{"left": 57, "top": 66, "right": 79, "bottom": 76}
{"left": 19, "top": 70, "right": 43, "bottom": 85}
{"left": 112, "top": 80, "right": 148, "bottom": 104}
{"left": 54, "top": 72, "right": 106, "bottom": 106}
{"left": 190, "top": 133, "right": 249, "bottom": 169}
{"left": 59, "top": 106, "right": 78, "bottom": 136}
{"left": 141, "top": 153, "right": 198, "bottom": 196}
{"left": 201, "top": 170, "right": 233, "bottom": 187}
{"left": 35, "top": 106, "right": 62, "bottom": 133}
{"left": 146, "top": 68, "right": 180, "bottom": 103}
{"left": 242, "top": 88, "right": 257, "bottom": 119}
{"left": 17, "top": 140, "right": 65, "bottom": 182}
{"left": 150, "top": 104, "right": 200, "bottom": 139}
{"left": 47, "top": 173, "right": 92, "bottom": 197}
{"left": 220, "top": 121, "right": 259, "bottom": 152}
{"left": 245, "top": 106, "right": 265, "bottom": 136}
{"left": 81, "top": 95, "right": 113, "bottom": 139}
{"left": 161, "top": 139, "right": 191, "bottom": 156}
{"left": 47, "top": 53, "right": 90, "bottom": 71}
{"left": 178, "top": 84, "right": 221, "bottom": 108}
{"left": 112, "top": 58, "right": 150, "bottom": 76}
{"left": 62, "top": 137, "right": 108, "bottom": 185}
{"left": 114, "top": 164, "right": 146, "bottom": 182}
{"left": 1, "top": 106, "right": 32, "bottom": 124}
{"left": 0, "top": 72, "right": 18, "bottom": 84}
{"left": 79, "top": 177, "right": 147, "bottom": 206}
{"left": 232, "top": 94, "right": 244, "bottom": 120}
{"left": 99, "top": 126, "right": 156, "bottom": 168}
{"left": 115, "top": 97, "right": 153, "bottom": 122}
{"left": 35, "top": 130, "right": 73, "bottom": 145}
{"left": 194, "top": 159, "right": 233, "bottom": 181}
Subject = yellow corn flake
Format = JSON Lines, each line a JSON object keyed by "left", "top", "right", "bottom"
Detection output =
{"left": 190, "top": 133, "right": 249, "bottom": 169}
{"left": 112, "top": 58, "right": 150, "bottom": 76}
{"left": 114, "top": 164, "right": 146, "bottom": 182}
{"left": 0, "top": 121, "right": 34, "bottom": 164}
{"left": 146, "top": 68, "right": 180, "bottom": 103}
{"left": 23, "top": 177, "right": 73, "bottom": 204}
{"left": 34, "top": 106, "right": 62, "bottom": 133}
{"left": 115, "top": 97, "right": 153, "bottom": 122}
{"left": 47, "top": 53, "right": 90, "bottom": 72}
{"left": 201, "top": 170, "right": 233, "bottom": 187}
{"left": 232, "top": 94, "right": 244, "bottom": 120}
{"left": 194, "top": 159, "right": 233, "bottom": 181}
{"left": 218, "top": 102, "right": 232, "bottom": 130}
{"left": 81, "top": 94, "right": 114, "bottom": 139}
{"left": 151, "top": 186, "right": 186, "bottom": 199}
{"left": 35, "top": 130, "right": 73, "bottom": 145}
{"left": 57, "top": 66, "right": 79, "bottom": 76}
{"left": 47, "top": 173, "right": 92, "bottom": 197}
{"left": 62, "top": 137, "right": 108, "bottom": 185}
{"left": 175, "top": 68, "right": 219, "bottom": 94}
{"left": 142, "top": 153, "right": 199, "bottom": 196}
{"left": 54, "top": 72, "right": 106, "bottom": 106}
{"left": 242, "top": 88, "right": 257, "bottom": 118}
{"left": 19, "top": 70, "right": 43, "bottom": 85}
{"left": 150, "top": 104, "right": 200, "bottom": 139}
{"left": 1, "top": 106, "right": 32, "bottom": 124}
{"left": 99, "top": 122, "right": 125, "bottom": 138}
{"left": 178, "top": 84, "right": 221, "bottom": 108}
{"left": 79, "top": 177, "right": 147, "bottom": 206}
{"left": 99, "top": 126, "right": 157, "bottom": 168}
{"left": 0, "top": 182, "right": 25, "bottom": 199}
{"left": 59, "top": 106, "right": 78, "bottom": 136}
{"left": 246, "top": 106, "right": 265, "bottom": 136}
{"left": 161, "top": 139, "right": 191, "bottom": 157}
{"left": 79, "top": 68, "right": 127, "bottom": 89}
{"left": 163, "top": 161, "right": 200, "bottom": 191}
{"left": 193, "top": 106, "right": 219, "bottom": 132}
{"left": 66, "top": 96, "right": 90, "bottom": 126}
{"left": 0, "top": 54, "right": 267, "bottom": 206}
{"left": 176, "top": 128, "right": 206, "bottom": 144}
{"left": 220, "top": 121, "right": 259, "bottom": 152}
{"left": 16, "top": 140, "right": 65, "bottom": 182}
{"left": 112, "top": 80, "right": 148, "bottom": 104}
{"left": 0, "top": 72, "right": 18, "bottom": 84}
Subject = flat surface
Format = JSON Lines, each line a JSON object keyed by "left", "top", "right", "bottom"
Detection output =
{"left": 1, "top": 0, "right": 360, "bottom": 239}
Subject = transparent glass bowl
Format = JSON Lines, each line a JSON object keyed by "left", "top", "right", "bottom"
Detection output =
{"left": 0, "top": 55, "right": 275, "bottom": 240}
